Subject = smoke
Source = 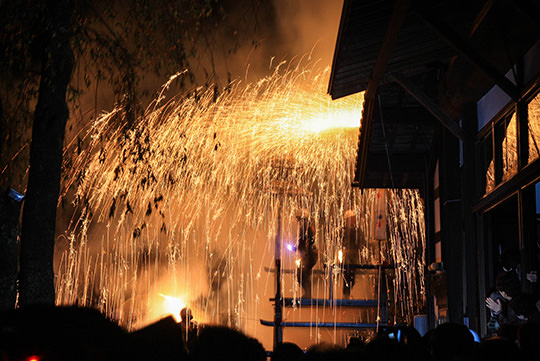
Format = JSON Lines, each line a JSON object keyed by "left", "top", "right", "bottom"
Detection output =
{"left": 179, "top": 0, "right": 344, "bottom": 88}
{"left": 213, "top": 0, "right": 344, "bottom": 84}
{"left": 272, "top": 0, "right": 343, "bottom": 66}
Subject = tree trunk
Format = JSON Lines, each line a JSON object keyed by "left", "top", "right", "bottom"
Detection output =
{"left": 18, "top": 0, "right": 74, "bottom": 306}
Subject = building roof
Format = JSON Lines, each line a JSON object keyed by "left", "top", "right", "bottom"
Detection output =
{"left": 329, "top": 0, "right": 540, "bottom": 188}
{"left": 329, "top": 0, "right": 481, "bottom": 100}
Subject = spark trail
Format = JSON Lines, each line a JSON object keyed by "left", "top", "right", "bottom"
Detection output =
{"left": 56, "top": 60, "right": 425, "bottom": 343}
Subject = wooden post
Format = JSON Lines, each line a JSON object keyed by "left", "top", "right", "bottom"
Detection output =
{"left": 273, "top": 199, "right": 283, "bottom": 350}
{"left": 462, "top": 103, "right": 479, "bottom": 330}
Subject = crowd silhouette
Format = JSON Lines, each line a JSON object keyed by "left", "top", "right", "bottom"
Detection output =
{"left": 2, "top": 305, "right": 540, "bottom": 361}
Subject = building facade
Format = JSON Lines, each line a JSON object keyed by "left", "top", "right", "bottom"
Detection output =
{"left": 329, "top": 0, "right": 540, "bottom": 336}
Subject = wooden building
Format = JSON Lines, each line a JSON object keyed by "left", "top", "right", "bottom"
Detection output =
{"left": 328, "top": 0, "right": 540, "bottom": 335}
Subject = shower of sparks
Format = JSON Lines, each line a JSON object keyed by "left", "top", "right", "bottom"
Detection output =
{"left": 56, "top": 60, "right": 425, "bottom": 340}
{"left": 387, "top": 190, "right": 427, "bottom": 318}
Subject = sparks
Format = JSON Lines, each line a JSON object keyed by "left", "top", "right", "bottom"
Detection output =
{"left": 56, "top": 59, "right": 425, "bottom": 336}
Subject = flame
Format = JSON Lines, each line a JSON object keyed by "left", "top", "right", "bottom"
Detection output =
{"left": 337, "top": 249, "right": 343, "bottom": 263}
{"left": 300, "top": 110, "right": 360, "bottom": 133}
{"left": 295, "top": 258, "right": 301, "bottom": 267}
{"left": 159, "top": 294, "right": 186, "bottom": 322}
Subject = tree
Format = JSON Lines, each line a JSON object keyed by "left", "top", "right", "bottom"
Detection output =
{"left": 18, "top": 0, "right": 75, "bottom": 306}
{"left": 0, "top": 0, "right": 275, "bottom": 307}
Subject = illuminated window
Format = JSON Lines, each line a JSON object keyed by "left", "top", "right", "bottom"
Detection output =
{"left": 501, "top": 113, "right": 518, "bottom": 182}
{"left": 483, "top": 112, "right": 518, "bottom": 194}
{"left": 528, "top": 92, "right": 540, "bottom": 164}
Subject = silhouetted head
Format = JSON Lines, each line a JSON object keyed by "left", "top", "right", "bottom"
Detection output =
{"left": 0, "top": 305, "right": 131, "bottom": 361}
{"left": 271, "top": 342, "right": 303, "bottom": 361}
{"left": 305, "top": 342, "right": 345, "bottom": 361}
{"left": 426, "top": 323, "right": 476, "bottom": 361}
{"left": 365, "top": 336, "right": 405, "bottom": 361}
{"left": 190, "top": 325, "right": 265, "bottom": 361}
{"left": 180, "top": 307, "right": 193, "bottom": 323}
{"left": 500, "top": 249, "right": 520, "bottom": 272}
{"left": 478, "top": 337, "right": 520, "bottom": 361}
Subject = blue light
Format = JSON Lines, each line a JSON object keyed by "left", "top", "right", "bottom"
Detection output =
{"left": 7, "top": 188, "right": 24, "bottom": 202}
{"left": 469, "top": 329, "right": 480, "bottom": 343}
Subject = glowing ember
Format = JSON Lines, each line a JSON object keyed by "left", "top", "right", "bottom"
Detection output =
{"left": 159, "top": 294, "right": 186, "bottom": 322}
{"left": 300, "top": 110, "right": 360, "bottom": 133}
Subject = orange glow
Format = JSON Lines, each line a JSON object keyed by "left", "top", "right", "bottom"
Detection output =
{"left": 300, "top": 110, "right": 360, "bottom": 133}
{"left": 159, "top": 294, "right": 186, "bottom": 322}
{"left": 295, "top": 258, "right": 301, "bottom": 267}
{"left": 337, "top": 249, "right": 343, "bottom": 263}
{"left": 28, "top": 357, "right": 39, "bottom": 361}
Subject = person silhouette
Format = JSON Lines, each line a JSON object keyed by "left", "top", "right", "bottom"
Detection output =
{"left": 342, "top": 209, "right": 365, "bottom": 298}
{"left": 179, "top": 307, "right": 198, "bottom": 347}
{"left": 295, "top": 209, "right": 318, "bottom": 299}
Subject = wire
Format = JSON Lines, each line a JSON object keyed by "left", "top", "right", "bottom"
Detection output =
{"left": 378, "top": 93, "right": 396, "bottom": 189}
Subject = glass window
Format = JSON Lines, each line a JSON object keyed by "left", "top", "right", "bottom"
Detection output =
{"left": 500, "top": 113, "right": 518, "bottom": 183}
{"left": 483, "top": 112, "right": 518, "bottom": 194}
{"left": 536, "top": 181, "right": 540, "bottom": 214}
{"left": 528, "top": 93, "right": 540, "bottom": 164}
{"left": 482, "top": 134, "right": 494, "bottom": 194}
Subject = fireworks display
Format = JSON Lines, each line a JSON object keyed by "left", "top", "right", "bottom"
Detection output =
{"left": 56, "top": 60, "right": 425, "bottom": 346}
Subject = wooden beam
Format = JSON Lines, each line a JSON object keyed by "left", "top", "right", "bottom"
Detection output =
{"left": 366, "top": 153, "right": 427, "bottom": 173}
{"left": 355, "top": 97, "right": 375, "bottom": 185}
{"left": 282, "top": 298, "right": 379, "bottom": 307}
{"left": 260, "top": 319, "right": 378, "bottom": 329}
{"left": 461, "top": 103, "right": 479, "bottom": 330}
{"left": 390, "top": 72, "right": 470, "bottom": 141}
{"left": 365, "top": 0, "right": 411, "bottom": 100}
{"left": 468, "top": 0, "right": 495, "bottom": 38}
{"left": 328, "top": 0, "right": 352, "bottom": 99}
{"left": 415, "top": 10, "right": 520, "bottom": 101}
{"left": 355, "top": 0, "right": 411, "bottom": 185}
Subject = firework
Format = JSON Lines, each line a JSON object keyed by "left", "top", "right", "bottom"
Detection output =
{"left": 57, "top": 60, "right": 425, "bottom": 345}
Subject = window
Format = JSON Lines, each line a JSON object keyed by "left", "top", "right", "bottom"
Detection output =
{"left": 528, "top": 93, "right": 540, "bottom": 164}
{"left": 500, "top": 113, "right": 518, "bottom": 182}
{"left": 483, "top": 112, "right": 518, "bottom": 194}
